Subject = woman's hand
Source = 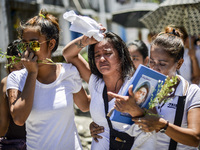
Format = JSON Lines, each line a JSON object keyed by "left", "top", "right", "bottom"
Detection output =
{"left": 132, "top": 109, "right": 167, "bottom": 132}
{"left": 21, "top": 50, "right": 38, "bottom": 74}
{"left": 89, "top": 121, "right": 104, "bottom": 142}
{"left": 107, "top": 85, "right": 145, "bottom": 117}
{"left": 81, "top": 26, "right": 106, "bottom": 47}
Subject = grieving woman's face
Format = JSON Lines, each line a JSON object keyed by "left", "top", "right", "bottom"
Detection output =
{"left": 135, "top": 87, "right": 148, "bottom": 105}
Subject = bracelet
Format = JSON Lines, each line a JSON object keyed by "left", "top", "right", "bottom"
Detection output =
{"left": 159, "top": 120, "right": 169, "bottom": 133}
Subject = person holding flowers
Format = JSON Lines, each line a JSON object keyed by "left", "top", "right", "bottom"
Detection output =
{"left": 109, "top": 27, "right": 200, "bottom": 149}
{"left": 6, "top": 9, "right": 90, "bottom": 150}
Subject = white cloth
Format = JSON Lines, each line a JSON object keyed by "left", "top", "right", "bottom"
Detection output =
{"left": 179, "top": 48, "right": 200, "bottom": 84}
{"left": 63, "top": 10, "right": 104, "bottom": 41}
{"left": 126, "top": 126, "right": 156, "bottom": 150}
{"left": 155, "top": 75, "right": 200, "bottom": 150}
{"left": 179, "top": 48, "right": 192, "bottom": 83}
{"left": 7, "top": 63, "right": 83, "bottom": 150}
{"left": 88, "top": 74, "right": 155, "bottom": 150}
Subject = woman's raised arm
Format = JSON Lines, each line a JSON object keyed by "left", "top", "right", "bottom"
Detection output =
{"left": 62, "top": 35, "right": 98, "bottom": 83}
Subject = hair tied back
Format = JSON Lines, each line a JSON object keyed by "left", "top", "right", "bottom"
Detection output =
{"left": 169, "top": 28, "right": 180, "bottom": 37}
{"left": 39, "top": 13, "right": 46, "bottom": 19}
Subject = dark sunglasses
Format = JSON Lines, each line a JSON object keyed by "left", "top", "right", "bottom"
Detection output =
{"left": 17, "top": 40, "right": 49, "bottom": 53}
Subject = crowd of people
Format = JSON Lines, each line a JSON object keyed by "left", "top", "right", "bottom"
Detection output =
{"left": 0, "top": 9, "right": 200, "bottom": 150}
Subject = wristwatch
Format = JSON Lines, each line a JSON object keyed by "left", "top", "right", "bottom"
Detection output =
{"left": 159, "top": 120, "right": 169, "bottom": 133}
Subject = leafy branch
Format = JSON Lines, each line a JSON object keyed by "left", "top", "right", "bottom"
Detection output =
{"left": 148, "top": 76, "right": 179, "bottom": 109}
{"left": 0, "top": 51, "right": 56, "bottom": 68}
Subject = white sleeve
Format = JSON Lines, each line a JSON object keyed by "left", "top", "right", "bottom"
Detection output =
{"left": 88, "top": 74, "right": 96, "bottom": 93}
{"left": 186, "top": 84, "right": 200, "bottom": 110}
{"left": 70, "top": 65, "right": 83, "bottom": 94}
{"left": 6, "top": 69, "right": 27, "bottom": 96}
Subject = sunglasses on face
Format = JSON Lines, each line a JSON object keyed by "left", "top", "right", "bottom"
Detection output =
{"left": 17, "top": 40, "right": 49, "bottom": 53}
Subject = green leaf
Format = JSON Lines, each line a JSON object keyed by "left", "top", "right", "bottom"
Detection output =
{"left": 0, "top": 50, "right": 57, "bottom": 68}
{"left": 148, "top": 76, "right": 179, "bottom": 110}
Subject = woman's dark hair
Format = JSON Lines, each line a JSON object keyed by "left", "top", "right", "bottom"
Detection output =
{"left": 151, "top": 27, "right": 184, "bottom": 62}
{"left": 7, "top": 40, "right": 22, "bottom": 57}
{"left": 127, "top": 40, "right": 148, "bottom": 60}
{"left": 6, "top": 39, "right": 22, "bottom": 73}
{"left": 17, "top": 9, "right": 60, "bottom": 53}
{"left": 88, "top": 31, "right": 135, "bottom": 81}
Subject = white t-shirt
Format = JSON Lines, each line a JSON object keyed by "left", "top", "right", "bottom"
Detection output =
{"left": 179, "top": 48, "right": 200, "bottom": 84}
{"left": 7, "top": 63, "right": 83, "bottom": 150}
{"left": 156, "top": 75, "right": 200, "bottom": 150}
{"left": 88, "top": 74, "right": 156, "bottom": 150}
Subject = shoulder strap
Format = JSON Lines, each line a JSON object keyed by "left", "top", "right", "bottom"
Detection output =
{"left": 103, "top": 85, "right": 114, "bottom": 129}
{"left": 168, "top": 77, "right": 189, "bottom": 150}
{"left": 103, "top": 85, "right": 109, "bottom": 114}
{"left": 168, "top": 95, "right": 186, "bottom": 150}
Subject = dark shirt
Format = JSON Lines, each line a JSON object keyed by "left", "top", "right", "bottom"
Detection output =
{"left": 5, "top": 116, "right": 26, "bottom": 140}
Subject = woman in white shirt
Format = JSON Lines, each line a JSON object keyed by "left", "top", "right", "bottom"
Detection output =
{"left": 110, "top": 27, "right": 200, "bottom": 150}
{"left": 6, "top": 9, "right": 90, "bottom": 150}
{"left": 63, "top": 31, "right": 157, "bottom": 150}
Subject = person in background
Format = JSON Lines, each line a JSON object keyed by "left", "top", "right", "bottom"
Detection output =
{"left": 147, "top": 32, "right": 156, "bottom": 53}
{"left": 109, "top": 27, "right": 200, "bottom": 149}
{"left": 6, "top": 9, "right": 90, "bottom": 150}
{"left": 0, "top": 40, "right": 26, "bottom": 150}
{"left": 127, "top": 40, "right": 149, "bottom": 69}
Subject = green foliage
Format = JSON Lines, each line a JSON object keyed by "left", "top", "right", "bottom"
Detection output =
{"left": 81, "top": 52, "right": 88, "bottom": 62}
{"left": 148, "top": 76, "right": 179, "bottom": 109}
{"left": 0, "top": 51, "right": 56, "bottom": 68}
